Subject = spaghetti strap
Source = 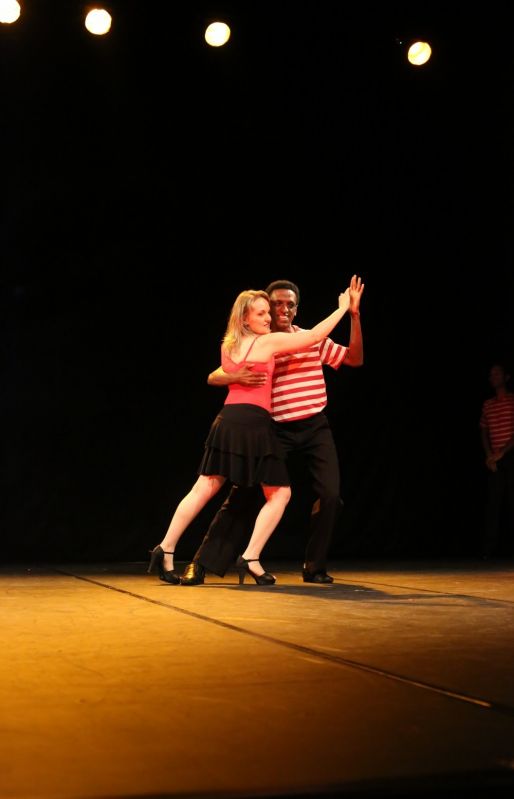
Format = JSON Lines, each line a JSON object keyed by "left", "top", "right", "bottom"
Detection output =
{"left": 241, "top": 337, "right": 258, "bottom": 361}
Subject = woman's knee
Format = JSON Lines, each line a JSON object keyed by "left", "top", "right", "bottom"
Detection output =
{"left": 262, "top": 485, "right": 291, "bottom": 506}
{"left": 195, "top": 475, "right": 225, "bottom": 499}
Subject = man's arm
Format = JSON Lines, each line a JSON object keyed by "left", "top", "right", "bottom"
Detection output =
{"left": 343, "top": 274, "right": 364, "bottom": 367}
{"left": 207, "top": 365, "right": 267, "bottom": 387}
{"left": 490, "top": 432, "right": 514, "bottom": 463}
{"left": 343, "top": 312, "right": 363, "bottom": 367}
{"left": 481, "top": 426, "right": 497, "bottom": 472}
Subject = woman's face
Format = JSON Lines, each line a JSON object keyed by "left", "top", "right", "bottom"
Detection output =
{"left": 244, "top": 297, "right": 271, "bottom": 335}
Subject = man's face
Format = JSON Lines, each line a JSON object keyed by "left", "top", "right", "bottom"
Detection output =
{"left": 489, "top": 365, "right": 508, "bottom": 390}
{"left": 268, "top": 289, "right": 298, "bottom": 332}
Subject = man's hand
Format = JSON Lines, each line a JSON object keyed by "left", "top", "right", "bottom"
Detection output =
{"left": 233, "top": 364, "right": 267, "bottom": 386}
{"left": 349, "top": 274, "right": 364, "bottom": 315}
{"left": 207, "top": 364, "right": 267, "bottom": 386}
{"left": 486, "top": 455, "right": 498, "bottom": 472}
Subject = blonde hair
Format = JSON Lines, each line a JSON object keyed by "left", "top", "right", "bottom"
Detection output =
{"left": 222, "top": 290, "right": 270, "bottom": 354}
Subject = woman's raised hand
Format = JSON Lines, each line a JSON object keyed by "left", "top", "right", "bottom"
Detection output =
{"left": 338, "top": 288, "right": 350, "bottom": 313}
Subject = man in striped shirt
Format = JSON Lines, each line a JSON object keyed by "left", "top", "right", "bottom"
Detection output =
{"left": 480, "top": 363, "right": 514, "bottom": 557}
{"left": 181, "top": 277, "right": 364, "bottom": 584}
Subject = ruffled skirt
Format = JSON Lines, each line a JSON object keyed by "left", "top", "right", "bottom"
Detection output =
{"left": 197, "top": 404, "right": 290, "bottom": 487}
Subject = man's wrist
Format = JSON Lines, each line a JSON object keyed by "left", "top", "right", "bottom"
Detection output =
{"left": 350, "top": 311, "right": 360, "bottom": 318}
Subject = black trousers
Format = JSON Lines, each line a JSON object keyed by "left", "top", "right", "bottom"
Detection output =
{"left": 193, "top": 413, "right": 343, "bottom": 575}
{"left": 483, "top": 450, "right": 514, "bottom": 556}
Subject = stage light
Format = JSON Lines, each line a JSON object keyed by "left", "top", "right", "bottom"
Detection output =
{"left": 407, "top": 41, "right": 432, "bottom": 66}
{"left": 0, "top": 0, "right": 21, "bottom": 24}
{"left": 85, "top": 8, "right": 112, "bottom": 36}
{"left": 205, "top": 21, "right": 231, "bottom": 47}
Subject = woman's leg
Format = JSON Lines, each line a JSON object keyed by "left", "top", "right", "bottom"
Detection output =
{"left": 240, "top": 485, "right": 291, "bottom": 575}
{"left": 160, "top": 475, "right": 226, "bottom": 569}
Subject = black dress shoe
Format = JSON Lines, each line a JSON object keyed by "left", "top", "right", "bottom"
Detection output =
{"left": 302, "top": 569, "right": 334, "bottom": 584}
{"left": 181, "top": 561, "right": 206, "bottom": 585}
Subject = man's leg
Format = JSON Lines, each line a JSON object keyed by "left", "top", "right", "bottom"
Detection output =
{"left": 275, "top": 415, "right": 342, "bottom": 579}
{"left": 302, "top": 416, "right": 342, "bottom": 577}
{"left": 181, "top": 485, "right": 263, "bottom": 582}
{"left": 483, "top": 470, "right": 504, "bottom": 557}
{"left": 504, "top": 454, "right": 514, "bottom": 555}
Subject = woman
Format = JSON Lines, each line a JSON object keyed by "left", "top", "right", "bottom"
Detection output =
{"left": 148, "top": 285, "right": 350, "bottom": 585}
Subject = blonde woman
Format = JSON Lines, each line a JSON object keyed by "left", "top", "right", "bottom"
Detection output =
{"left": 148, "top": 286, "right": 350, "bottom": 585}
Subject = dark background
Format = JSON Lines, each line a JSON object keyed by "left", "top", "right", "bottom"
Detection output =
{"left": 1, "top": 2, "right": 513, "bottom": 563}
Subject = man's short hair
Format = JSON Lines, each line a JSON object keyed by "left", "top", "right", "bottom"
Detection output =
{"left": 265, "top": 280, "right": 300, "bottom": 306}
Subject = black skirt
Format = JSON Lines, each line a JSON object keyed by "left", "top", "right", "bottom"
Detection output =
{"left": 197, "top": 404, "right": 290, "bottom": 487}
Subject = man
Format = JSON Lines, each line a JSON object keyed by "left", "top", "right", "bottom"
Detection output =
{"left": 480, "top": 362, "right": 514, "bottom": 557}
{"left": 181, "top": 276, "right": 364, "bottom": 584}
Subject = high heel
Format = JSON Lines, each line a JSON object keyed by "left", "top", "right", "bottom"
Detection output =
{"left": 236, "top": 556, "right": 276, "bottom": 586}
{"left": 148, "top": 545, "right": 180, "bottom": 585}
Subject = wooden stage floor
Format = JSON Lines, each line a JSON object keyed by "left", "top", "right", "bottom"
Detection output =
{"left": 2, "top": 559, "right": 514, "bottom": 799}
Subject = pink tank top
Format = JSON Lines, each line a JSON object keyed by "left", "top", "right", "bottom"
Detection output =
{"left": 222, "top": 338, "right": 274, "bottom": 412}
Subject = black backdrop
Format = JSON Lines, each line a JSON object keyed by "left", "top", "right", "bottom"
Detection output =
{"left": 1, "top": 2, "right": 513, "bottom": 562}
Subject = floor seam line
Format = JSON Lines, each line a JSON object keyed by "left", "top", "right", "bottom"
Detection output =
{"left": 53, "top": 568, "right": 514, "bottom": 718}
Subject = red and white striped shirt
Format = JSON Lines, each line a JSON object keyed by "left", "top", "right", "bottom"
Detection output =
{"left": 271, "top": 326, "right": 348, "bottom": 422}
{"left": 480, "top": 393, "right": 514, "bottom": 452}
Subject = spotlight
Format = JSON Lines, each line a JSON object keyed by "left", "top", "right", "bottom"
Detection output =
{"left": 407, "top": 41, "right": 432, "bottom": 66}
{"left": 205, "top": 21, "right": 231, "bottom": 47}
{"left": 0, "top": 0, "right": 21, "bottom": 24}
{"left": 85, "top": 8, "right": 112, "bottom": 36}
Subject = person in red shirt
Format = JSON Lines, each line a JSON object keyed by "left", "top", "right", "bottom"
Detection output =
{"left": 148, "top": 286, "right": 351, "bottom": 585}
{"left": 480, "top": 362, "right": 514, "bottom": 557}
{"left": 181, "top": 275, "right": 364, "bottom": 585}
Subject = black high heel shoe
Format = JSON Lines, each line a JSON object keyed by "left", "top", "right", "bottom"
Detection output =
{"left": 148, "top": 545, "right": 180, "bottom": 585}
{"left": 236, "top": 556, "right": 276, "bottom": 586}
